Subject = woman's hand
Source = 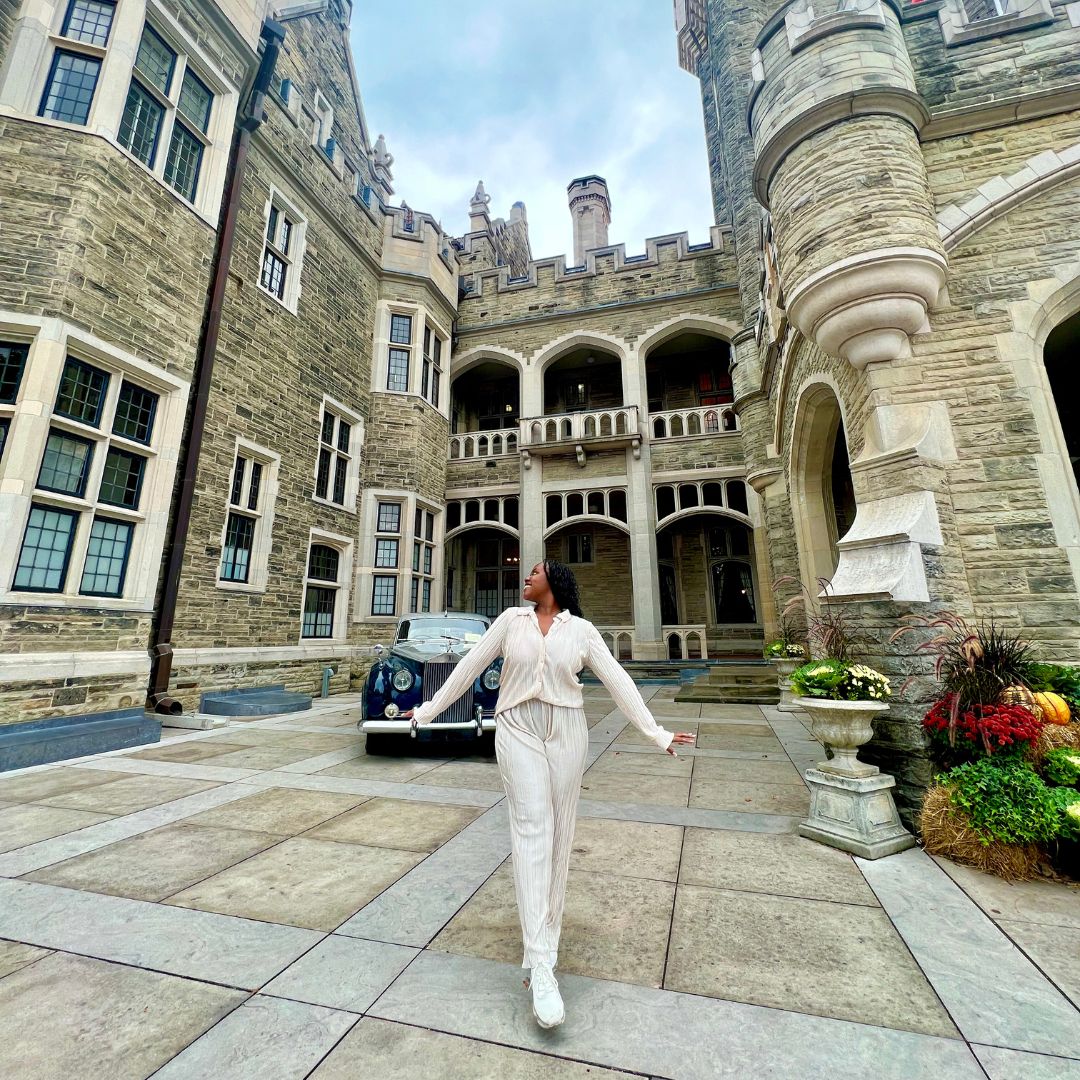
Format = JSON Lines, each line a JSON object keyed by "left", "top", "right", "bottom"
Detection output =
{"left": 666, "top": 731, "right": 696, "bottom": 756}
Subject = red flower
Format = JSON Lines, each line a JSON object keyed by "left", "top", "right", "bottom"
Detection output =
{"left": 922, "top": 695, "right": 1044, "bottom": 754}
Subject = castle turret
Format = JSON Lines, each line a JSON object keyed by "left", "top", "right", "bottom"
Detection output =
{"left": 568, "top": 175, "right": 611, "bottom": 265}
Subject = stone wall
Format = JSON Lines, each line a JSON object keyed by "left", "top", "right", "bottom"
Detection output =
{"left": 544, "top": 527, "right": 633, "bottom": 623}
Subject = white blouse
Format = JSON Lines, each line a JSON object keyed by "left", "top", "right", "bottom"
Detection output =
{"left": 411, "top": 606, "right": 674, "bottom": 752}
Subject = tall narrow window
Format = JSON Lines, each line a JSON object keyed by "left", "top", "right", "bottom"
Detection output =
{"left": 421, "top": 328, "right": 443, "bottom": 408}
{"left": 118, "top": 26, "right": 174, "bottom": 167}
{"left": 164, "top": 68, "right": 212, "bottom": 201}
{"left": 372, "top": 501, "right": 402, "bottom": 615}
{"left": 302, "top": 543, "right": 341, "bottom": 638}
{"left": 1, "top": 342, "right": 29, "bottom": 404}
{"left": 411, "top": 507, "right": 436, "bottom": 613}
{"left": 386, "top": 314, "right": 413, "bottom": 392}
{"left": 219, "top": 450, "right": 269, "bottom": 584}
{"left": 261, "top": 199, "right": 301, "bottom": 307}
{"left": 314, "top": 405, "right": 354, "bottom": 507}
{"left": 79, "top": 518, "right": 133, "bottom": 597}
{"left": 13, "top": 506, "right": 79, "bottom": 592}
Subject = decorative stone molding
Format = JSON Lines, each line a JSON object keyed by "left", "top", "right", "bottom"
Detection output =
{"left": 785, "top": 248, "right": 948, "bottom": 368}
{"left": 829, "top": 490, "right": 943, "bottom": 602}
{"left": 786, "top": 0, "right": 888, "bottom": 53}
{"left": 936, "top": 0, "right": 1055, "bottom": 47}
{"left": 936, "top": 141, "right": 1080, "bottom": 251}
{"left": 851, "top": 401, "right": 957, "bottom": 473}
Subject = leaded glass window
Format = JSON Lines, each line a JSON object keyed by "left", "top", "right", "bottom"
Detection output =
{"left": 119, "top": 81, "right": 164, "bottom": 166}
{"left": 390, "top": 314, "right": 412, "bottom": 344}
{"left": 220, "top": 511, "right": 254, "bottom": 582}
{"left": 1, "top": 341, "right": 29, "bottom": 404}
{"left": 375, "top": 538, "right": 398, "bottom": 568}
{"left": 177, "top": 69, "right": 212, "bottom": 131}
{"left": 79, "top": 518, "right": 133, "bottom": 596}
{"left": 371, "top": 575, "right": 396, "bottom": 616}
{"left": 112, "top": 381, "right": 158, "bottom": 444}
{"left": 55, "top": 358, "right": 109, "bottom": 426}
{"left": 377, "top": 502, "right": 401, "bottom": 534}
{"left": 13, "top": 506, "right": 78, "bottom": 592}
{"left": 387, "top": 348, "right": 409, "bottom": 392}
{"left": 134, "top": 25, "right": 175, "bottom": 94}
{"left": 261, "top": 201, "right": 298, "bottom": 304}
{"left": 98, "top": 447, "right": 145, "bottom": 509}
{"left": 164, "top": 121, "right": 203, "bottom": 202}
{"left": 314, "top": 407, "right": 353, "bottom": 506}
{"left": 39, "top": 50, "right": 100, "bottom": 125}
{"left": 62, "top": 0, "right": 116, "bottom": 46}
{"left": 37, "top": 430, "right": 94, "bottom": 496}
{"left": 308, "top": 544, "right": 340, "bottom": 582}
{"left": 302, "top": 586, "right": 336, "bottom": 638}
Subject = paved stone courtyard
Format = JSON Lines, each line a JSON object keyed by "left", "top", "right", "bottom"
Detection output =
{"left": 0, "top": 685, "right": 1077, "bottom": 1079}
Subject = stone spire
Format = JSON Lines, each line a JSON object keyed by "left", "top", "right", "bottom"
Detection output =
{"left": 567, "top": 176, "right": 611, "bottom": 266}
{"left": 469, "top": 180, "right": 492, "bottom": 234}
{"left": 372, "top": 134, "right": 394, "bottom": 188}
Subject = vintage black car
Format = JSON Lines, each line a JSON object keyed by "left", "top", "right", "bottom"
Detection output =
{"left": 359, "top": 611, "right": 502, "bottom": 753}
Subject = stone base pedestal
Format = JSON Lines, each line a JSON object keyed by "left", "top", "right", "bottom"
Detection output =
{"left": 769, "top": 657, "right": 802, "bottom": 712}
{"left": 799, "top": 768, "right": 916, "bottom": 860}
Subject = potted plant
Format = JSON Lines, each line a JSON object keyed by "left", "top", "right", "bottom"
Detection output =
{"left": 763, "top": 617, "right": 807, "bottom": 712}
{"left": 776, "top": 577, "right": 913, "bottom": 859}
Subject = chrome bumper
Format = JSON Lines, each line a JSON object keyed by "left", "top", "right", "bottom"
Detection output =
{"left": 361, "top": 711, "right": 496, "bottom": 735}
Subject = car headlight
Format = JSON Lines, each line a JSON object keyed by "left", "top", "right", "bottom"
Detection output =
{"left": 384, "top": 702, "right": 400, "bottom": 718}
{"left": 392, "top": 668, "right": 414, "bottom": 692}
{"left": 482, "top": 667, "right": 501, "bottom": 690}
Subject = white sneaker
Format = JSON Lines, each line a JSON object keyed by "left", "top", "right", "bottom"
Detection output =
{"left": 529, "top": 962, "right": 564, "bottom": 1029}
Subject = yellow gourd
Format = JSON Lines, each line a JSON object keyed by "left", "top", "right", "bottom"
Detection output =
{"left": 1032, "top": 691, "right": 1071, "bottom": 726}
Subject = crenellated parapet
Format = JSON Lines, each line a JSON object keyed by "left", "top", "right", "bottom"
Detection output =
{"left": 458, "top": 225, "right": 734, "bottom": 298}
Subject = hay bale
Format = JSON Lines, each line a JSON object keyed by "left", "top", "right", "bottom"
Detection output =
{"left": 918, "top": 785, "right": 1042, "bottom": 882}
{"left": 1028, "top": 721, "right": 1080, "bottom": 764}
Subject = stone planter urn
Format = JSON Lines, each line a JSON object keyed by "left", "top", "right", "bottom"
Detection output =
{"left": 794, "top": 697, "right": 915, "bottom": 860}
{"left": 768, "top": 657, "right": 801, "bottom": 712}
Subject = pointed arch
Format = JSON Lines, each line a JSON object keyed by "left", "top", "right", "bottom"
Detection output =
{"left": 635, "top": 313, "right": 741, "bottom": 358}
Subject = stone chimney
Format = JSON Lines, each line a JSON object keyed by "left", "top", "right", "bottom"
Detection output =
{"left": 567, "top": 176, "right": 611, "bottom": 265}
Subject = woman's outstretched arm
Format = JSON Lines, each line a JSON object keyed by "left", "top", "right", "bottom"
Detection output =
{"left": 410, "top": 609, "right": 513, "bottom": 725}
{"left": 585, "top": 624, "right": 675, "bottom": 752}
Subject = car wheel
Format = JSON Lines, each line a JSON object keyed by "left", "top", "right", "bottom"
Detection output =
{"left": 365, "top": 733, "right": 392, "bottom": 755}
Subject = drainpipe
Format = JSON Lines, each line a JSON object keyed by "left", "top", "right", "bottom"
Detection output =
{"left": 148, "top": 19, "right": 286, "bottom": 710}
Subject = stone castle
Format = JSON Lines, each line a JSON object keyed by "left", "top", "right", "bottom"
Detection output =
{"left": 1, "top": 0, "right": 1078, "bottom": 811}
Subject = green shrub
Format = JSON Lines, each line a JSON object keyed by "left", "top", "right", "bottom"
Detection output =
{"left": 1042, "top": 749, "right": 1080, "bottom": 789}
{"left": 940, "top": 758, "right": 1063, "bottom": 845}
{"left": 1024, "top": 663, "right": 1080, "bottom": 713}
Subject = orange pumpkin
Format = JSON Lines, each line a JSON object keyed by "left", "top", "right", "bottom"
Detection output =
{"left": 1032, "top": 691, "right": 1071, "bottom": 726}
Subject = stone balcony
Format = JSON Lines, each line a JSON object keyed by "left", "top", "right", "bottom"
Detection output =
{"left": 649, "top": 405, "right": 739, "bottom": 439}
{"left": 519, "top": 406, "right": 641, "bottom": 467}
{"left": 448, "top": 429, "right": 519, "bottom": 460}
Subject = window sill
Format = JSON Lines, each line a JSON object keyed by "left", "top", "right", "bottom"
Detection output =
{"left": 216, "top": 580, "right": 266, "bottom": 594}
{"left": 257, "top": 283, "right": 299, "bottom": 316}
{"left": 311, "top": 493, "right": 357, "bottom": 514}
{"left": 938, "top": 2, "right": 1055, "bottom": 45}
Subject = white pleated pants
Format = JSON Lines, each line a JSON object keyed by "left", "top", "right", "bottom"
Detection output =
{"left": 495, "top": 698, "right": 589, "bottom": 970}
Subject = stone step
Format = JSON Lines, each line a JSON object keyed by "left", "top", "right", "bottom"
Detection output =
{"left": 677, "top": 688, "right": 781, "bottom": 704}
{"left": 675, "top": 660, "right": 779, "bottom": 705}
{"left": 0, "top": 709, "right": 161, "bottom": 771}
{"left": 200, "top": 685, "right": 313, "bottom": 717}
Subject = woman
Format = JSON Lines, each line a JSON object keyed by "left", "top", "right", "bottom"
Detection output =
{"left": 404, "top": 560, "right": 694, "bottom": 1029}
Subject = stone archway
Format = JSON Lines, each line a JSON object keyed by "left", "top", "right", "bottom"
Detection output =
{"left": 790, "top": 380, "right": 856, "bottom": 589}
{"left": 1044, "top": 309, "right": 1080, "bottom": 494}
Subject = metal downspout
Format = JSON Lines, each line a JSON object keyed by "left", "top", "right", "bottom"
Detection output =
{"left": 148, "top": 19, "right": 286, "bottom": 710}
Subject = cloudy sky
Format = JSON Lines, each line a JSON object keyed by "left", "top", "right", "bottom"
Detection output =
{"left": 350, "top": 3, "right": 716, "bottom": 262}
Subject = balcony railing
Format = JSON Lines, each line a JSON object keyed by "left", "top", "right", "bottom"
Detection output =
{"left": 448, "top": 429, "right": 518, "bottom": 460}
{"left": 519, "top": 406, "right": 641, "bottom": 466}
{"left": 663, "top": 624, "right": 708, "bottom": 660}
{"left": 649, "top": 405, "right": 738, "bottom": 440}
{"left": 597, "top": 626, "right": 635, "bottom": 661}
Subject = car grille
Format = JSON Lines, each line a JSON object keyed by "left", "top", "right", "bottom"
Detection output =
{"left": 423, "top": 661, "right": 474, "bottom": 724}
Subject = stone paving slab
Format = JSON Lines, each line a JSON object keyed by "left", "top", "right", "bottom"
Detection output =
{"left": 368, "top": 950, "right": 987, "bottom": 1080}
{"left": 973, "top": 1044, "right": 1080, "bottom": 1079}
{"left": 0, "top": 782, "right": 269, "bottom": 877}
{"left": 336, "top": 802, "right": 511, "bottom": 947}
{"left": 687, "top": 755, "right": 804, "bottom": 784}
{"left": 568, "top": 817, "right": 683, "bottom": 881}
{"left": 934, "top": 857, "right": 1080, "bottom": 929}
{"left": 0, "top": 766, "right": 125, "bottom": 803}
{"left": 575, "top": 797, "right": 799, "bottom": 834}
{"left": 306, "top": 797, "right": 483, "bottom": 852}
{"left": 124, "top": 740, "right": 253, "bottom": 763}
{"left": 23, "top": 821, "right": 282, "bottom": 902}
{"left": 0, "top": 938, "right": 51, "bottom": 978}
{"left": 309, "top": 1017, "right": 642, "bottom": 1079}
{"left": 0, "top": 951, "right": 246, "bottom": 1080}
{"left": 164, "top": 836, "right": 423, "bottom": 931}
{"left": 579, "top": 769, "right": 691, "bottom": 807}
{"left": 0, "top": 803, "right": 114, "bottom": 853}
{"left": 237, "top": 770, "right": 501, "bottom": 808}
{"left": 0, "top": 878, "right": 321, "bottom": 988}
{"left": 262, "top": 936, "right": 419, "bottom": 1013}
{"left": 858, "top": 847, "right": 1080, "bottom": 1058}
{"left": 183, "top": 787, "right": 368, "bottom": 836}
{"left": 151, "top": 995, "right": 358, "bottom": 1080}
{"left": 678, "top": 828, "right": 879, "bottom": 906}
{"left": 998, "top": 920, "right": 1080, "bottom": 1009}
{"left": 665, "top": 883, "right": 958, "bottom": 1036}
{"left": 432, "top": 863, "right": 674, "bottom": 986}
{"left": 688, "top": 776, "right": 811, "bottom": 816}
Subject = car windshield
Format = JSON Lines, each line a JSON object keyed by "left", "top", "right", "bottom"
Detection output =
{"left": 398, "top": 618, "right": 488, "bottom": 644}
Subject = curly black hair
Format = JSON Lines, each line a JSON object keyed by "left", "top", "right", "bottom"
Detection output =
{"left": 543, "top": 559, "right": 584, "bottom": 618}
